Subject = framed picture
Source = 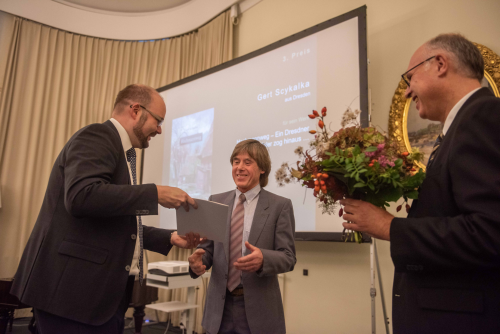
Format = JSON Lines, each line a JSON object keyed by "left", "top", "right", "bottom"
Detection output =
{"left": 388, "top": 43, "right": 500, "bottom": 171}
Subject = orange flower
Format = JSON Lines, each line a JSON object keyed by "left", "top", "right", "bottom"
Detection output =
{"left": 309, "top": 130, "right": 317, "bottom": 134}
{"left": 321, "top": 107, "right": 327, "bottom": 116}
{"left": 312, "top": 110, "right": 319, "bottom": 117}
{"left": 322, "top": 173, "right": 329, "bottom": 179}
{"left": 402, "top": 152, "right": 409, "bottom": 156}
{"left": 308, "top": 114, "right": 316, "bottom": 119}
{"left": 318, "top": 120, "right": 324, "bottom": 129}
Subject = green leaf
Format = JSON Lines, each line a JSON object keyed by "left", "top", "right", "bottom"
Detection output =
{"left": 354, "top": 182, "right": 365, "bottom": 188}
{"left": 404, "top": 189, "right": 419, "bottom": 199}
{"left": 353, "top": 145, "right": 361, "bottom": 156}
{"left": 365, "top": 146, "right": 378, "bottom": 152}
{"left": 325, "top": 151, "right": 333, "bottom": 156}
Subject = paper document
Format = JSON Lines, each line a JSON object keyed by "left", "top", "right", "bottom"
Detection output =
{"left": 176, "top": 199, "right": 228, "bottom": 243}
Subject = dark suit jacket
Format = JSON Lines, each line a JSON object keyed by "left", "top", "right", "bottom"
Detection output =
{"left": 11, "top": 120, "right": 174, "bottom": 326}
{"left": 390, "top": 88, "right": 500, "bottom": 333}
{"left": 190, "top": 189, "right": 296, "bottom": 334}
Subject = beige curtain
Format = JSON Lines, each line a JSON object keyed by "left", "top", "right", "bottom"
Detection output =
{"left": 0, "top": 10, "right": 233, "bottom": 333}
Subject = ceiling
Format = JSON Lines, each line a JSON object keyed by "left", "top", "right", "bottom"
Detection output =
{"left": 0, "top": 0, "right": 261, "bottom": 40}
{"left": 55, "top": 0, "right": 192, "bottom": 15}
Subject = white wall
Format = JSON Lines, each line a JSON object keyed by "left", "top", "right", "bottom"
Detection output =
{"left": 234, "top": 0, "right": 500, "bottom": 333}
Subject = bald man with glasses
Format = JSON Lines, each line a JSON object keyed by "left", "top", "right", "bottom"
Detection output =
{"left": 340, "top": 34, "right": 500, "bottom": 333}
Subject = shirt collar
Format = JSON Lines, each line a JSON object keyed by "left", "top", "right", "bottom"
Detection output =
{"left": 235, "top": 184, "right": 261, "bottom": 203}
{"left": 110, "top": 118, "right": 133, "bottom": 154}
{"left": 442, "top": 87, "right": 481, "bottom": 135}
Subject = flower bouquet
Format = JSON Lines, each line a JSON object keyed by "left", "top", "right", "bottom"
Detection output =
{"left": 275, "top": 106, "right": 426, "bottom": 243}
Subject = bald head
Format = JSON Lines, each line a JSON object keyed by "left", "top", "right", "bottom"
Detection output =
{"left": 113, "top": 84, "right": 159, "bottom": 113}
{"left": 424, "top": 33, "right": 484, "bottom": 82}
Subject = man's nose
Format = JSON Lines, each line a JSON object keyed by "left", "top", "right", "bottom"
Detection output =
{"left": 157, "top": 125, "right": 162, "bottom": 135}
{"left": 404, "top": 86, "right": 412, "bottom": 99}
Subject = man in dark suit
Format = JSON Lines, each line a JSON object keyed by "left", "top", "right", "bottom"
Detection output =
{"left": 11, "top": 84, "right": 203, "bottom": 333}
{"left": 340, "top": 34, "right": 500, "bottom": 333}
{"left": 188, "top": 139, "right": 296, "bottom": 334}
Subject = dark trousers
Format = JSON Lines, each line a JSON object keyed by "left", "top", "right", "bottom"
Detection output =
{"left": 214, "top": 289, "right": 251, "bottom": 334}
{"left": 34, "top": 276, "right": 135, "bottom": 334}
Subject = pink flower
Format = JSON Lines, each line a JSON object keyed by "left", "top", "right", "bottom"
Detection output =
{"left": 365, "top": 151, "right": 376, "bottom": 157}
{"left": 377, "top": 143, "right": 385, "bottom": 150}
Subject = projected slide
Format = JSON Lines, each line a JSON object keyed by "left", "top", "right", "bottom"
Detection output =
{"left": 142, "top": 11, "right": 367, "bottom": 238}
{"left": 168, "top": 108, "right": 214, "bottom": 200}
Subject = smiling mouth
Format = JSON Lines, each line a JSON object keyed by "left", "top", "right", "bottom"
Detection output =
{"left": 236, "top": 174, "right": 248, "bottom": 178}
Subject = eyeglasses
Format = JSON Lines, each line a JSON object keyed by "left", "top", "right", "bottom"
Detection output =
{"left": 130, "top": 104, "right": 164, "bottom": 127}
{"left": 401, "top": 56, "right": 435, "bottom": 87}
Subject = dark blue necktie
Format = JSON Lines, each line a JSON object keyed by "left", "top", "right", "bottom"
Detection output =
{"left": 126, "top": 148, "right": 144, "bottom": 285}
{"left": 427, "top": 133, "right": 444, "bottom": 169}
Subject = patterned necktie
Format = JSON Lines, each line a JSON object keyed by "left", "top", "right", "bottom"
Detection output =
{"left": 126, "top": 148, "right": 144, "bottom": 285}
{"left": 227, "top": 193, "right": 246, "bottom": 292}
{"left": 427, "top": 133, "right": 444, "bottom": 169}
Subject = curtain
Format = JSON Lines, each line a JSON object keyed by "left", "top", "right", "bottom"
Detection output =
{"left": 0, "top": 9, "right": 233, "bottom": 333}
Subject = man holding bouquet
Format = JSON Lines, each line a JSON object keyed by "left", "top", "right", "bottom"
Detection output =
{"left": 341, "top": 33, "right": 500, "bottom": 333}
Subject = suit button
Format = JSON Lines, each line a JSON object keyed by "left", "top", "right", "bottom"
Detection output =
{"left": 125, "top": 265, "right": 131, "bottom": 271}
{"left": 131, "top": 234, "right": 137, "bottom": 240}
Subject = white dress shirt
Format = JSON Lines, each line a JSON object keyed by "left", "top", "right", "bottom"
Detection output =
{"left": 234, "top": 184, "right": 261, "bottom": 256}
{"left": 110, "top": 118, "right": 140, "bottom": 276}
{"left": 442, "top": 87, "right": 481, "bottom": 135}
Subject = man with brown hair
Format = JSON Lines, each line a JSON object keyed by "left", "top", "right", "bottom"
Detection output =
{"left": 11, "top": 84, "right": 202, "bottom": 333}
{"left": 340, "top": 34, "right": 500, "bottom": 333}
{"left": 188, "top": 139, "right": 296, "bottom": 334}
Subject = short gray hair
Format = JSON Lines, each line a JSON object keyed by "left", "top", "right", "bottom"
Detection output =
{"left": 426, "top": 33, "right": 484, "bottom": 82}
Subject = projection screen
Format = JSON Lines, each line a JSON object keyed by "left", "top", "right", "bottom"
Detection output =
{"left": 142, "top": 6, "right": 368, "bottom": 242}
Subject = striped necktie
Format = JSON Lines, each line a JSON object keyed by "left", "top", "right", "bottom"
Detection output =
{"left": 126, "top": 148, "right": 144, "bottom": 285}
{"left": 427, "top": 133, "right": 444, "bottom": 169}
{"left": 227, "top": 193, "right": 246, "bottom": 292}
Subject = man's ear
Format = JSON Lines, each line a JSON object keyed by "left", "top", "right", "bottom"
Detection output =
{"left": 435, "top": 54, "right": 449, "bottom": 78}
{"left": 129, "top": 104, "right": 140, "bottom": 120}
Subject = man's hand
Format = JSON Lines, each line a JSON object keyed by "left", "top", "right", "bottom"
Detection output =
{"left": 188, "top": 249, "right": 206, "bottom": 276}
{"left": 157, "top": 186, "right": 198, "bottom": 211}
{"left": 340, "top": 199, "right": 394, "bottom": 241}
{"left": 171, "top": 231, "right": 205, "bottom": 249}
{"left": 234, "top": 242, "right": 263, "bottom": 273}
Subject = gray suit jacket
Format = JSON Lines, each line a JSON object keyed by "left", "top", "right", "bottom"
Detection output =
{"left": 190, "top": 188, "right": 296, "bottom": 334}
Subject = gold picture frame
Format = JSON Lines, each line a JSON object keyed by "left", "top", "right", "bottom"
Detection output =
{"left": 388, "top": 43, "right": 500, "bottom": 171}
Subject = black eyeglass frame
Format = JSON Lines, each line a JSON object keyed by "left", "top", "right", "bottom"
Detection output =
{"left": 401, "top": 56, "right": 436, "bottom": 87}
{"left": 130, "top": 104, "right": 164, "bottom": 127}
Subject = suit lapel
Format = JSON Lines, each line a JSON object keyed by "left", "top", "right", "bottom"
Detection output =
{"left": 246, "top": 189, "right": 270, "bottom": 254}
{"left": 223, "top": 191, "right": 236, "bottom": 264}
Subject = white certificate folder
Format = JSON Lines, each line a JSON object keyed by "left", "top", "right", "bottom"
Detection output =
{"left": 176, "top": 199, "right": 229, "bottom": 243}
